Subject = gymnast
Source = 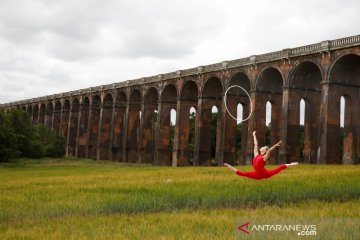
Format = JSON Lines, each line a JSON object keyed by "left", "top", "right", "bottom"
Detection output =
{"left": 224, "top": 131, "right": 299, "bottom": 180}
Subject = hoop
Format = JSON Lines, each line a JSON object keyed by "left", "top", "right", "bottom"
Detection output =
{"left": 223, "top": 85, "right": 253, "bottom": 122}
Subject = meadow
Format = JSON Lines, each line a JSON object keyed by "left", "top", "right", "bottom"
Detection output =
{"left": 0, "top": 158, "right": 359, "bottom": 239}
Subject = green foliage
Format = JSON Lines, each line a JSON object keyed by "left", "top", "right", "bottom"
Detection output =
{"left": 0, "top": 109, "right": 65, "bottom": 162}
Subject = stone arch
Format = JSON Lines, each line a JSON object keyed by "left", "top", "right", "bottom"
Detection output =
{"left": 158, "top": 83, "right": 178, "bottom": 165}
{"left": 197, "top": 77, "right": 223, "bottom": 165}
{"left": 286, "top": 61, "right": 323, "bottom": 163}
{"left": 254, "top": 67, "right": 284, "bottom": 163}
{"left": 180, "top": 80, "right": 198, "bottom": 101}
{"left": 225, "top": 72, "right": 252, "bottom": 165}
{"left": 172, "top": 80, "right": 199, "bottom": 166}
{"left": 323, "top": 53, "right": 360, "bottom": 164}
{"left": 329, "top": 53, "right": 360, "bottom": 86}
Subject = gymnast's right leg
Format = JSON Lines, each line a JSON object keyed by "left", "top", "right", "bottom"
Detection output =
{"left": 224, "top": 163, "right": 260, "bottom": 179}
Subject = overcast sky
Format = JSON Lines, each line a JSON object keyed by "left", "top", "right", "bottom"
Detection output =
{"left": 0, "top": 0, "right": 359, "bottom": 104}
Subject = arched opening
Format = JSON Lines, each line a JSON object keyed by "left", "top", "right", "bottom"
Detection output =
{"left": 169, "top": 109, "right": 177, "bottom": 161}
{"left": 298, "top": 99, "right": 305, "bottom": 163}
{"left": 78, "top": 97, "right": 90, "bottom": 158}
{"left": 288, "top": 61, "right": 322, "bottom": 163}
{"left": 112, "top": 91, "right": 127, "bottom": 162}
{"left": 340, "top": 96, "right": 345, "bottom": 161}
{"left": 265, "top": 101, "right": 272, "bottom": 146}
{"left": 236, "top": 103, "right": 244, "bottom": 162}
{"left": 176, "top": 81, "right": 198, "bottom": 166}
{"left": 157, "top": 84, "right": 178, "bottom": 165}
{"left": 188, "top": 107, "right": 196, "bottom": 163}
{"left": 328, "top": 54, "right": 360, "bottom": 164}
{"left": 256, "top": 68, "right": 283, "bottom": 163}
{"left": 127, "top": 89, "right": 142, "bottom": 163}
{"left": 211, "top": 105, "right": 218, "bottom": 163}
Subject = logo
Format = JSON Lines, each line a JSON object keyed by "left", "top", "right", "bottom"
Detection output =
{"left": 237, "top": 222, "right": 250, "bottom": 234}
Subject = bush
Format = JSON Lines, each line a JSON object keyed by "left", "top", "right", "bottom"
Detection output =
{"left": 0, "top": 109, "right": 65, "bottom": 161}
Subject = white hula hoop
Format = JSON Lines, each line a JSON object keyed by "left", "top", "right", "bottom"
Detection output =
{"left": 223, "top": 85, "right": 253, "bottom": 122}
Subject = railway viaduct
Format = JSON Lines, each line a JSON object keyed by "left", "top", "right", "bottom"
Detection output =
{"left": 1, "top": 35, "right": 360, "bottom": 165}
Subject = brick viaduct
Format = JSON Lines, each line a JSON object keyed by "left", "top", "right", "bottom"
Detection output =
{"left": 1, "top": 35, "right": 360, "bottom": 165}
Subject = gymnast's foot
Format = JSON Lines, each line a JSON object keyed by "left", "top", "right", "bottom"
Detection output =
{"left": 286, "top": 162, "right": 299, "bottom": 167}
{"left": 224, "top": 163, "right": 238, "bottom": 173}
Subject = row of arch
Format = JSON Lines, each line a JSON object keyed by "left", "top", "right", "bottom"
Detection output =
{"left": 17, "top": 53, "right": 360, "bottom": 165}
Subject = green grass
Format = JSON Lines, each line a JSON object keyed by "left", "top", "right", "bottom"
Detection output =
{"left": 0, "top": 158, "right": 359, "bottom": 239}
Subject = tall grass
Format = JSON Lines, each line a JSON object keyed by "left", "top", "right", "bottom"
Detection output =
{"left": 0, "top": 159, "right": 359, "bottom": 223}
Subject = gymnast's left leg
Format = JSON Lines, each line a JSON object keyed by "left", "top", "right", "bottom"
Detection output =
{"left": 265, "top": 162, "right": 299, "bottom": 178}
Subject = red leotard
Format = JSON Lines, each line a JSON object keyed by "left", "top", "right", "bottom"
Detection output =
{"left": 236, "top": 154, "right": 287, "bottom": 180}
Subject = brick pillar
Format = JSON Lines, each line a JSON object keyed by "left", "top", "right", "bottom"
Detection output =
{"left": 140, "top": 103, "right": 157, "bottom": 164}
{"left": 221, "top": 95, "right": 237, "bottom": 165}
{"left": 269, "top": 94, "right": 283, "bottom": 164}
{"left": 77, "top": 101, "right": 90, "bottom": 158}
{"left": 126, "top": 103, "right": 140, "bottom": 163}
{"left": 112, "top": 104, "right": 126, "bottom": 161}
{"left": 303, "top": 91, "right": 321, "bottom": 163}
{"left": 46, "top": 109, "right": 53, "bottom": 129}
{"left": 156, "top": 102, "right": 174, "bottom": 165}
{"left": 172, "top": 100, "right": 192, "bottom": 166}
{"left": 67, "top": 103, "right": 80, "bottom": 157}
{"left": 60, "top": 107, "right": 70, "bottom": 145}
{"left": 97, "top": 101, "right": 113, "bottom": 160}
{"left": 318, "top": 84, "right": 340, "bottom": 164}
{"left": 193, "top": 97, "right": 212, "bottom": 166}
{"left": 279, "top": 89, "right": 300, "bottom": 164}
{"left": 88, "top": 102, "right": 100, "bottom": 160}
{"left": 342, "top": 94, "right": 356, "bottom": 164}
{"left": 240, "top": 104, "right": 249, "bottom": 165}
{"left": 246, "top": 92, "right": 267, "bottom": 164}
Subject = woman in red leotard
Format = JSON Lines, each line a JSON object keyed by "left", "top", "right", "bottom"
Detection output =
{"left": 224, "top": 131, "right": 299, "bottom": 180}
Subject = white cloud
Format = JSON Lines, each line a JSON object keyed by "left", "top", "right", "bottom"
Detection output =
{"left": 0, "top": 0, "right": 359, "bottom": 103}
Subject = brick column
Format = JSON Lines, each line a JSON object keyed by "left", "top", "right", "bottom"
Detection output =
{"left": 77, "top": 100, "right": 90, "bottom": 158}
{"left": 112, "top": 104, "right": 126, "bottom": 162}
{"left": 140, "top": 103, "right": 157, "bottom": 164}
{"left": 67, "top": 101, "right": 80, "bottom": 157}
{"left": 172, "top": 100, "right": 191, "bottom": 166}
{"left": 126, "top": 103, "right": 141, "bottom": 163}
{"left": 318, "top": 83, "right": 340, "bottom": 164}
{"left": 97, "top": 100, "right": 113, "bottom": 160}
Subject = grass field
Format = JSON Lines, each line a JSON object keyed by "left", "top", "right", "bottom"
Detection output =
{"left": 0, "top": 158, "right": 359, "bottom": 239}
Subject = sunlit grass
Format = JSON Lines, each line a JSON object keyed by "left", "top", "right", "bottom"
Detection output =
{"left": 0, "top": 158, "right": 359, "bottom": 239}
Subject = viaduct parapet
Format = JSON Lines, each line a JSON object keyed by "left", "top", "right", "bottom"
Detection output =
{"left": 2, "top": 35, "right": 360, "bottom": 165}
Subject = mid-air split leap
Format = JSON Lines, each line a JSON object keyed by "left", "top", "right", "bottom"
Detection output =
{"left": 224, "top": 131, "right": 299, "bottom": 180}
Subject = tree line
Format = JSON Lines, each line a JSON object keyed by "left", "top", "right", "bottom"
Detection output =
{"left": 0, "top": 109, "right": 65, "bottom": 162}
